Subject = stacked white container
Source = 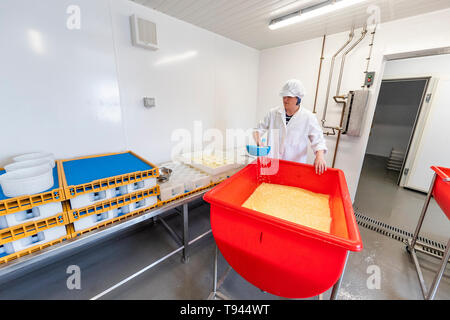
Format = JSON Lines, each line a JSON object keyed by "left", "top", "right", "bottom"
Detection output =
{"left": 69, "top": 176, "right": 157, "bottom": 210}
{"left": 0, "top": 152, "right": 67, "bottom": 261}
{"left": 158, "top": 162, "right": 211, "bottom": 202}
{"left": 71, "top": 176, "right": 158, "bottom": 232}
{"left": 9, "top": 226, "right": 67, "bottom": 253}
{"left": 0, "top": 202, "right": 63, "bottom": 229}
{"left": 0, "top": 152, "right": 55, "bottom": 198}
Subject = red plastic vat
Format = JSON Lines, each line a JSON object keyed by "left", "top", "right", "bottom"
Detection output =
{"left": 431, "top": 166, "right": 450, "bottom": 220}
{"left": 203, "top": 159, "right": 363, "bottom": 298}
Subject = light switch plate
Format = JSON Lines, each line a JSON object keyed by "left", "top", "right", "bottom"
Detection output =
{"left": 143, "top": 97, "right": 155, "bottom": 108}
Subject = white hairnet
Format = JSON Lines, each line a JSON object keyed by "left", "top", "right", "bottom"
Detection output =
{"left": 279, "top": 79, "right": 306, "bottom": 99}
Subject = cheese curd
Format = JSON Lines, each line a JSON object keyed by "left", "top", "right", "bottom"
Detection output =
{"left": 242, "top": 183, "right": 332, "bottom": 233}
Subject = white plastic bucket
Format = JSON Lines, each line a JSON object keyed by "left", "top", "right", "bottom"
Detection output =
{"left": 13, "top": 152, "right": 55, "bottom": 168}
{"left": 5, "top": 158, "right": 53, "bottom": 172}
{"left": 0, "top": 164, "right": 54, "bottom": 197}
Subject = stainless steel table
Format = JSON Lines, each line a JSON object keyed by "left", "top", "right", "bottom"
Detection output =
{"left": 0, "top": 187, "right": 214, "bottom": 297}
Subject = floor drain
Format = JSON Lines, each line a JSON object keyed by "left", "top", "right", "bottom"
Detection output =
{"left": 354, "top": 212, "right": 447, "bottom": 258}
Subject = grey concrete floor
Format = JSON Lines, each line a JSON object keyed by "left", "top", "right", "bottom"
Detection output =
{"left": 354, "top": 154, "right": 450, "bottom": 243}
{"left": 0, "top": 196, "right": 448, "bottom": 300}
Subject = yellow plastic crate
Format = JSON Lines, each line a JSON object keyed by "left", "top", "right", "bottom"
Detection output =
{"left": 158, "top": 180, "right": 224, "bottom": 206}
{"left": 0, "top": 234, "right": 70, "bottom": 265}
{"left": 68, "top": 186, "right": 160, "bottom": 223}
{"left": 70, "top": 201, "right": 160, "bottom": 238}
{"left": 0, "top": 210, "right": 69, "bottom": 246}
{"left": 60, "top": 151, "right": 159, "bottom": 200}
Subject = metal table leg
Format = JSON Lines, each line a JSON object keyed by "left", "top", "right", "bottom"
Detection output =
{"left": 207, "top": 244, "right": 232, "bottom": 300}
{"left": 209, "top": 244, "right": 350, "bottom": 300}
{"left": 409, "top": 174, "right": 436, "bottom": 250}
{"left": 91, "top": 229, "right": 212, "bottom": 300}
{"left": 159, "top": 217, "right": 183, "bottom": 246}
{"left": 207, "top": 245, "right": 219, "bottom": 300}
{"left": 213, "top": 245, "right": 218, "bottom": 293}
{"left": 406, "top": 175, "right": 436, "bottom": 298}
{"left": 408, "top": 238, "right": 428, "bottom": 297}
{"left": 407, "top": 173, "right": 450, "bottom": 300}
{"left": 330, "top": 251, "right": 350, "bottom": 300}
{"left": 182, "top": 203, "right": 189, "bottom": 263}
{"left": 427, "top": 238, "right": 450, "bottom": 300}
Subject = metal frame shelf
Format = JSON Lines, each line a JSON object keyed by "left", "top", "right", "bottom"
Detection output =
{"left": 0, "top": 186, "right": 214, "bottom": 280}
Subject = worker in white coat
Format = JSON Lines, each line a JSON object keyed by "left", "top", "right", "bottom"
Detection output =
{"left": 254, "top": 79, "right": 328, "bottom": 174}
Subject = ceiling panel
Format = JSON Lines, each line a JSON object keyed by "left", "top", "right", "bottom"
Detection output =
{"left": 131, "top": 0, "right": 450, "bottom": 49}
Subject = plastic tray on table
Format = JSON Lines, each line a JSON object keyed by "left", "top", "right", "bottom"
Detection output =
{"left": 59, "top": 151, "right": 159, "bottom": 199}
{"left": 59, "top": 151, "right": 160, "bottom": 237}
{"left": 178, "top": 151, "right": 241, "bottom": 176}
{"left": 203, "top": 158, "right": 363, "bottom": 299}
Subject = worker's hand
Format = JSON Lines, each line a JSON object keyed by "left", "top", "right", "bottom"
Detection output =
{"left": 314, "top": 151, "right": 327, "bottom": 175}
{"left": 253, "top": 131, "right": 262, "bottom": 146}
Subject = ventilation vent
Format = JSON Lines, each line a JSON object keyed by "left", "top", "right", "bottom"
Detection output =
{"left": 130, "top": 14, "right": 158, "bottom": 51}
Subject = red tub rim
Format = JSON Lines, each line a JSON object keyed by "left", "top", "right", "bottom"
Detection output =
{"left": 431, "top": 166, "right": 450, "bottom": 180}
{"left": 204, "top": 160, "right": 363, "bottom": 252}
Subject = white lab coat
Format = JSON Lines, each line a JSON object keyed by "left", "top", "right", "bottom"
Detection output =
{"left": 257, "top": 106, "right": 327, "bottom": 163}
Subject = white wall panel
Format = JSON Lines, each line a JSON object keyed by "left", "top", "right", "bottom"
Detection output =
{"left": 0, "top": 0, "right": 259, "bottom": 167}
{"left": 0, "top": 0, "right": 125, "bottom": 165}
{"left": 212, "top": 34, "right": 260, "bottom": 133}
{"left": 110, "top": 0, "right": 259, "bottom": 164}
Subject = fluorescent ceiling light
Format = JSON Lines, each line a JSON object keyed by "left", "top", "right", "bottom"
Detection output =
{"left": 269, "top": 0, "right": 368, "bottom": 30}
{"left": 270, "top": 0, "right": 317, "bottom": 17}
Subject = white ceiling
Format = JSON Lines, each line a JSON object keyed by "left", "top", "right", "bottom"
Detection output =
{"left": 131, "top": 0, "right": 450, "bottom": 50}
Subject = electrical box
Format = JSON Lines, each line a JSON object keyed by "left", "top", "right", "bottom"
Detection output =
{"left": 342, "top": 90, "right": 369, "bottom": 137}
{"left": 364, "top": 72, "right": 375, "bottom": 87}
{"left": 143, "top": 97, "right": 156, "bottom": 108}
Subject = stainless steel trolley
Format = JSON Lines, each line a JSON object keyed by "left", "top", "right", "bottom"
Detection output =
{"left": 407, "top": 166, "right": 450, "bottom": 300}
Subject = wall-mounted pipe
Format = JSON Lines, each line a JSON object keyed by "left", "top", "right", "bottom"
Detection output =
{"left": 336, "top": 25, "right": 367, "bottom": 97}
{"left": 328, "top": 26, "right": 368, "bottom": 166}
{"left": 363, "top": 24, "right": 377, "bottom": 88}
{"left": 331, "top": 95, "right": 348, "bottom": 168}
{"left": 313, "top": 35, "right": 326, "bottom": 114}
{"left": 321, "top": 26, "right": 354, "bottom": 135}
